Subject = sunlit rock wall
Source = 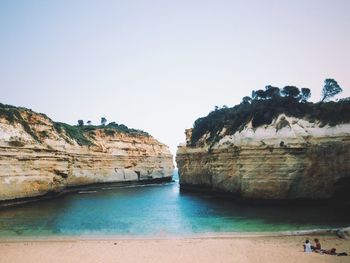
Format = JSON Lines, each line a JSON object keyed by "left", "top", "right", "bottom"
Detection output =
{"left": 176, "top": 115, "right": 350, "bottom": 200}
{"left": 0, "top": 108, "right": 173, "bottom": 202}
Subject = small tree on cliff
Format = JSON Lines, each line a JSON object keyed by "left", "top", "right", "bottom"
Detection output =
{"left": 299, "top": 88, "right": 311, "bottom": 103}
{"left": 281, "top": 86, "right": 300, "bottom": 99}
{"left": 264, "top": 85, "right": 280, "bottom": 99}
{"left": 101, "top": 117, "right": 107, "bottom": 126}
{"left": 78, "top": 120, "right": 84, "bottom": 127}
{"left": 321, "top": 78, "right": 342, "bottom": 102}
{"left": 241, "top": 96, "right": 252, "bottom": 105}
{"left": 252, "top": 89, "right": 266, "bottom": 100}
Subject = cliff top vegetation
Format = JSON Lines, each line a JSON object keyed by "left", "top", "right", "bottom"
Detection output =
{"left": 190, "top": 79, "right": 350, "bottom": 146}
{"left": 0, "top": 103, "right": 150, "bottom": 146}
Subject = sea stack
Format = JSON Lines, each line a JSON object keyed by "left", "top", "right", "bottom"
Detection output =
{"left": 0, "top": 103, "right": 174, "bottom": 204}
{"left": 176, "top": 98, "right": 350, "bottom": 202}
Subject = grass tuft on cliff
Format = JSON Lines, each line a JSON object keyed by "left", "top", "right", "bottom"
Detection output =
{"left": 0, "top": 103, "right": 45, "bottom": 142}
{"left": 0, "top": 102, "right": 150, "bottom": 146}
{"left": 53, "top": 122, "right": 93, "bottom": 146}
{"left": 190, "top": 87, "right": 350, "bottom": 146}
{"left": 53, "top": 122, "right": 150, "bottom": 146}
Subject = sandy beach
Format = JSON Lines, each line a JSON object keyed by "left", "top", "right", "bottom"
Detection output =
{"left": 1, "top": 234, "right": 349, "bottom": 263}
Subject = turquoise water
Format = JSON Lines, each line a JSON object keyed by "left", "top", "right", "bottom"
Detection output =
{"left": 0, "top": 172, "right": 349, "bottom": 237}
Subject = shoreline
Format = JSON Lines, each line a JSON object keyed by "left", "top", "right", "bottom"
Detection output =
{"left": 1, "top": 232, "right": 349, "bottom": 263}
{"left": 1, "top": 227, "right": 348, "bottom": 242}
{"left": 0, "top": 177, "right": 173, "bottom": 208}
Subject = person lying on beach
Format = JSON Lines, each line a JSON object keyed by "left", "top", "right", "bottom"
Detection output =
{"left": 324, "top": 248, "right": 337, "bottom": 255}
{"left": 323, "top": 248, "right": 348, "bottom": 256}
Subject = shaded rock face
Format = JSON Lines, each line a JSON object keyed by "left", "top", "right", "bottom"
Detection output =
{"left": 176, "top": 115, "right": 350, "bottom": 201}
{"left": 0, "top": 108, "right": 173, "bottom": 202}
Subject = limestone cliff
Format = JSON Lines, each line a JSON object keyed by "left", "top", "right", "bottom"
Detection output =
{"left": 0, "top": 104, "right": 173, "bottom": 203}
{"left": 176, "top": 114, "right": 350, "bottom": 201}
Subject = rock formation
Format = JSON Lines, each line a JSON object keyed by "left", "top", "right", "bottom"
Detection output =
{"left": 0, "top": 104, "right": 173, "bottom": 204}
{"left": 176, "top": 114, "right": 350, "bottom": 201}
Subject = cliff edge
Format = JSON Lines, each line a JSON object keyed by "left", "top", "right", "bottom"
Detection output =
{"left": 176, "top": 88, "right": 350, "bottom": 202}
{"left": 0, "top": 103, "right": 173, "bottom": 204}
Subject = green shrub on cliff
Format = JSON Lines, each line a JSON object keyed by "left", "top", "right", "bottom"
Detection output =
{"left": 54, "top": 122, "right": 92, "bottom": 146}
{"left": 0, "top": 103, "right": 40, "bottom": 142}
{"left": 0, "top": 103, "right": 150, "bottom": 146}
{"left": 190, "top": 83, "right": 350, "bottom": 146}
{"left": 105, "top": 121, "right": 149, "bottom": 136}
{"left": 54, "top": 121, "right": 150, "bottom": 146}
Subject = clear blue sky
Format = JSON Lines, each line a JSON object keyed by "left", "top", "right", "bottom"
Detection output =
{"left": 1, "top": 0, "right": 349, "bottom": 155}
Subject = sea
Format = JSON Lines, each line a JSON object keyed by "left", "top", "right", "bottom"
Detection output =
{"left": 0, "top": 170, "right": 349, "bottom": 237}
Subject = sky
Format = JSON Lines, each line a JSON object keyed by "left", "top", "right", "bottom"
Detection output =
{"left": 0, "top": 0, "right": 349, "bottom": 156}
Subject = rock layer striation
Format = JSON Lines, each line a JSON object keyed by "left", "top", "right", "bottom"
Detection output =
{"left": 0, "top": 105, "right": 173, "bottom": 203}
{"left": 176, "top": 115, "right": 350, "bottom": 201}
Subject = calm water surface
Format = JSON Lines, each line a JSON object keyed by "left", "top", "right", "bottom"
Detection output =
{"left": 0, "top": 172, "right": 349, "bottom": 236}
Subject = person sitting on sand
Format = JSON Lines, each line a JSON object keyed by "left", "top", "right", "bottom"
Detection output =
{"left": 303, "top": 240, "right": 312, "bottom": 252}
{"left": 311, "top": 238, "right": 321, "bottom": 252}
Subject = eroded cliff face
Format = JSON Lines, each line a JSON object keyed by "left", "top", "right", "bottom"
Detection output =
{"left": 0, "top": 106, "right": 173, "bottom": 202}
{"left": 176, "top": 115, "right": 350, "bottom": 201}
